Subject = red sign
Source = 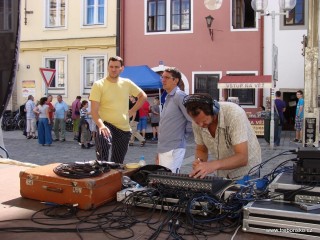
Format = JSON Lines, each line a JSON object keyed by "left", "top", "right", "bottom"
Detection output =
{"left": 39, "top": 68, "right": 56, "bottom": 87}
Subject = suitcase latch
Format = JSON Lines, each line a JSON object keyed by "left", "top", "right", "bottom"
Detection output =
{"left": 26, "top": 175, "right": 34, "bottom": 185}
{"left": 71, "top": 182, "right": 82, "bottom": 194}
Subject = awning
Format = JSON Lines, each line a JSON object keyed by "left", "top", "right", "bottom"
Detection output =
{"left": 218, "top": 75, "right": 272, "bottom": 89}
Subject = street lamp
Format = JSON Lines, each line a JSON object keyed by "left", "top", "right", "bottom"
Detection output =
{"left": 205, "top": 15, "right": 214, "bottom": 41}
{"left": 251, "top": 0, "right": 296, "bottom": 149}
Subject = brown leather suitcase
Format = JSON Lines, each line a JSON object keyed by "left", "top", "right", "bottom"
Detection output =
{"left": 20, "top": 163, "right": 122, "bottom": 210}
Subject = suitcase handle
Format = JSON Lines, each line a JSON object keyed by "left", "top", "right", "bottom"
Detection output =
{"left": 43, "top": 185, "right": 63, "bottom": 193}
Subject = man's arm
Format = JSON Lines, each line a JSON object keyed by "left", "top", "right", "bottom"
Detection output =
{"left": 128, "top": 91, "right": 147, "bottom": 118}
{"left": 91, "top": 100, "right": 111, "bottom": 138}
{"left": 190, "top": 141, "right": 248, "bottom": 179}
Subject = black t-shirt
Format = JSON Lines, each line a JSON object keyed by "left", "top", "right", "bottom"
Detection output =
{"left": 129, "top": 100, "right": 140, "bottom": 122}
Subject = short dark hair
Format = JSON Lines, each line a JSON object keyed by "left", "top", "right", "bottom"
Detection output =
{"left": 76, "top": 96, "right": 81, "bottom": 100}
{"left": 183, "top": 93, "right": 214, "bottom": 117}
{"left": 297, "top": 90, "right": 303, "bottom": 95}
{"left": 39, "top": 97, "right": 47, "bottom": 106}
{"left": 81, "top": 100, "right": 88, "bottom": 108}
{"left": 275, "top": 91, "right": 281, "bottom": 97}
{"left": 164, "top": 67, "right": 181, "bottom": 85}
{"left": 108, "top": 56, "right": 124, "bottom": 67}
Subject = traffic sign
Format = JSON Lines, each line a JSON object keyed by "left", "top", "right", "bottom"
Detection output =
{"left": 39, "top": 68, "right": 56, "bottom": 87}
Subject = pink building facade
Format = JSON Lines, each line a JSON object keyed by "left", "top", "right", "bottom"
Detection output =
{"left": 120, "top": 0, "right": 265, "bottom": 112}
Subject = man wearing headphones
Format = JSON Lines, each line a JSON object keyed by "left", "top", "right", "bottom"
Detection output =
{"left": 183, "top": 93, "right": 261, "bottom": 179}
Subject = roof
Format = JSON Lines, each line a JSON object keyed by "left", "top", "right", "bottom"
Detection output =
{"left": 120, "top": 65, "right": 162, "bottom": 89}
{"left": 218, "top": 75, "right": 272, "bottom": 89}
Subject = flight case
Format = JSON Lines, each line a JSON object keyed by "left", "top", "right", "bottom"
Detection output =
{"left": 242, "top": 201, "right": 320, "bottom": 239}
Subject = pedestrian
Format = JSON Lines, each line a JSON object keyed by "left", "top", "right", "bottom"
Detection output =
{"left": 71, "top": 96, "right": 81, "bottom": 141}
{"left": 34, "top": 97, "right": 52, "bottom": 146}
{"left": 137, "top": 100, "right": 150, "bottom": 140}
{"left": 89, "top": 56, "right": 147, "bottom": 164}
{"left": 24, "top": 95, "right": 37, "bottom": 139}
{"left": 79, "top": 100, "right": 92, "bottom": 149}
{"left": 86, "top": 94, "right": 96, "bottom": 145}
{"left": 150, "top": 96, "right": 160, "bottom": 141}
{"left": 274, "top": 91, "right": 286, "bottom": 146}
{"left": 293, "top": 90, "right": 304, "bottom": 143}
{"left": 53, "top": 95, "right": 68, "bottom": 142}
{"left": 46, "top": 95, "right": 55, "bottom": 131}
{"left": 156, "top": 67, "right": 192, "bottom": 173}
{"left": 183, "top": 93, "right": 261, "bottom": 179}
{"left": 129, "top": 96, "right": 146, "bottom": 147}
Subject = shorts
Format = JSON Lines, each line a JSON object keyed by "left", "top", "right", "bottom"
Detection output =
{"left": 294, "top": 116, "right": 303, "bottom": 131}
{"left": 137, "top": 116, "right": 147, "bottom": 131}
{"left": 158, "top": 148, "right": 186, "bottom": 173}
{"left": 151, "top": 123, "right": 159, "bottom": 127}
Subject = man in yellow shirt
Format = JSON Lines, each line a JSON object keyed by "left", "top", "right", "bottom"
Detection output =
{"left": 90, "top": 56, "right": 147, "bottom": 163}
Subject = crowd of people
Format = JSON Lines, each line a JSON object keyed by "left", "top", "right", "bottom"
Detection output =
{"left": 21, "top": 56, "right": 306, "bottom": 180}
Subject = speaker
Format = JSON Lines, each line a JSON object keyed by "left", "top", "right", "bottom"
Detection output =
{"left": 0, "top": 0, "right": 20, "bottom": 119}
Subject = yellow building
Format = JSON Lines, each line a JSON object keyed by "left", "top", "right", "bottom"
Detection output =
{"left": 14, "top": 0, "right": 117, "bottom": 108}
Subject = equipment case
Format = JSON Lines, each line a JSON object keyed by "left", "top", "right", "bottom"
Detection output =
{"left": 243, "top": 201, "right": 320, "bottom": 239}
{"left": 20, "top": 163, "right": 122, "bottom": 210}
{"left": 268, "top": 172, "right": 320, "bottom": 203}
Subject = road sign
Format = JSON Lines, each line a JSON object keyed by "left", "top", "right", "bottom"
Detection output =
{"left": 39, "top": 68, "right": 56, "bottom": 87}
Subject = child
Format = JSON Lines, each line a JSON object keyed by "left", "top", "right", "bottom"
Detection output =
{"left": 79, "top": 100, "right": 91, "bottom": 149}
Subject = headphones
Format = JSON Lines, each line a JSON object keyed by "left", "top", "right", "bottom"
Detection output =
{"left": 183, "top": 94, "right": 220, "bottom": 116}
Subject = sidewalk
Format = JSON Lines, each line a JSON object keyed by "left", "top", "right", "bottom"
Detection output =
{"left": 1, "top": 130, "right": 300, "bottom": 176}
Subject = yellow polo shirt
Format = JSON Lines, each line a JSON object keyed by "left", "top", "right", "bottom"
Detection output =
{"left": 90, "top": 77, "right": 142, "bottom": 131}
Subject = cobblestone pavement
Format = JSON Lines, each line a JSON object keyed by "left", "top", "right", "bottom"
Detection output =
{"left": 1, "top": 130, "right": 301, "bottom": 176}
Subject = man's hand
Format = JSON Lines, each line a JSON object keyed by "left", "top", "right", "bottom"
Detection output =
{"left": 99, "top": 125, "right": 111, "bottom": 138}
{"left": 189, "top": 158, "right": 215, "bottom": 179}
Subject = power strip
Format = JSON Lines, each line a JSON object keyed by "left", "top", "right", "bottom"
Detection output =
{"left": 117, "top": 187, "right": 146, "bottom": 202}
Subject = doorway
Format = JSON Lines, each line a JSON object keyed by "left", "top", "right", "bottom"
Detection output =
{"left": 282, "top": 92, "right": 297, "bottom": 131}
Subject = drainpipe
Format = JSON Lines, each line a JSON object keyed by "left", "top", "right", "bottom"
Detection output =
{"left": 116, "top": 0, "right": 121, "bottom": 56}
{"left": 260, "top": 16, "right": 264, "bottom": 107}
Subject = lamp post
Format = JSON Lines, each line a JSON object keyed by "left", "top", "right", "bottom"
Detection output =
{"left": 205, "top": 15, "right": 214, "bottom": 41}
{"left": 251, "top": 0, "right": 296, "bottom": 149}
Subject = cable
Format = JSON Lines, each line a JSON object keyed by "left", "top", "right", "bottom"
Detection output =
{"left": 0, "top": 145, "right": 9, "bottom": 158}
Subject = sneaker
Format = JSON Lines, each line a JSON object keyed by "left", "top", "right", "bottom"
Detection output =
{"left": 27, "top": 136, "right": 32, "bottom": 139}
{"left": 60, "top": 139, "right": 66, "bottom": 142}
{"left": 54, "top": 139, "right": 59, "bottom": 141}
{"left": 33, "top": 136, "right": 38, "bottom": 139}
{"left": 129, "top": 143, "right": 134, "bottom": 146}
{"left": 298, "top": 140, "right": 302, "bottom": 143}
{"left": 87, "top": 143, "right": 92, "bottom": 148}
{"left": 81, "top": 144, "right": 86, "bottom": 149}
{"left": 293, "top": 139, "right": 299, "bottom": 142}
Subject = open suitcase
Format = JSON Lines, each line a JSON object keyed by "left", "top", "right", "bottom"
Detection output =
{"left": 20, "top": 163, "right": 122, "bottom": 210}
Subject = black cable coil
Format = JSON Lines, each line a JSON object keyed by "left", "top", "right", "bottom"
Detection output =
{"left": 53, "top": 161, "right": 110, "bottom": 179}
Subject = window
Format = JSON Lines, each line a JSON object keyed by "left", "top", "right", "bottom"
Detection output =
{"left": 194, "top": 74, "right": 219, "bottom": 100}
{"left": 146, "top": 0, "right": 191, "bottom": 33}
{"left": 227, "top": 73, "right": 256, "bottom": 105}
{"left": 228, "top": 89, "right": 255, "bottom": 105}
{"left": 45, "top": 57, "right": 66, "bottom": 88}
{"left": 45, "top": 0, "right": 65, "bottom": 28}
{"left": 284, "top": 0, "right": 304, "bottom": 26}
{"left": 232, "top": 0, "right": 256, "bottom": 29}
{"left": 171, "top": 0, "right": 190, "bottom": 31}
{"left": 84, "top": 0, "right": 105, "bottom": 26}
{"left": 147, "top": 0, "right": 166, "bottom": 32}
{"left": 0, "top": 0, "right": 12, "bottom": 31}
{"left": 83, "top": 56, "right": 105, "bottom": 89}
